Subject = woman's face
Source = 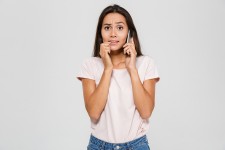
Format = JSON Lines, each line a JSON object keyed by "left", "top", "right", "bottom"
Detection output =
{"left": 101, "top": 13, "right": 129, "bottom": 51}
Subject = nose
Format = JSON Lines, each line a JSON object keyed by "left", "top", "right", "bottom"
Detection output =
{"left": 110, "top": 28, "right": 117, "bottom": 37}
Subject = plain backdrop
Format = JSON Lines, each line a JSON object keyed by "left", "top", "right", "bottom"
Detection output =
{"left": 0, "top": 0, "right": 225, "bottom": 150}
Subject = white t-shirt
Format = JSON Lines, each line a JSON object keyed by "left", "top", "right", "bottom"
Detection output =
{"left": 76, "top": 55, "right": 160, "bottom": 143}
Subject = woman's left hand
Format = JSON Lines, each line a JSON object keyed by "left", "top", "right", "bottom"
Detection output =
{"left": 123, "top": 38, "right": 137, "bottom": 72}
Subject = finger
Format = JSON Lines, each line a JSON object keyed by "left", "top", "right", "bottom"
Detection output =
{"left": 123, "top": 43, "right": 128, "bottom": 48}
{"left": 106, "top": 42, "right": 111, "bottom": 45}
{"left": 102, "top": 42, "right": 111, "bottom": 47}
{"left": 124, "top": 49, "right": 131, "bottom": 55}
{"left": 123, "top": 43, "right": 132, "bottom": 48}
{"left": 101, "top": 48, "right": 109, "bottom": 55}
{"left": 104, "top": 41, "right": 111, "bottom": 44}
{"left": 104, "top": 43, "right": 110, "bottom": 48}
{"left": 123, "top": 46, "right": 130, "bottom": 52}
{"left": 105, "top": 48, "right": 110, "bottom": 54}
{"left": 126, "top": 48, "right": 137, "bottom": 56}
{"left": 123, "top": 46, "right": 130, "bottom": 54}
{"left": 103, "top": 45, "right": 110, "bottom": 49}
{"left": 124, "top": 45, "right": 135, "bottom": 52}
{"left": 101, "top": 42, "right": 110, "bottom": 45}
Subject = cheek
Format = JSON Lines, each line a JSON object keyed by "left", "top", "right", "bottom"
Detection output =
{"left": 119, "top": 33, "right": 127, "bottom": 42}
{"left": 101, "top": 30, "right": 108, "bottom": 42}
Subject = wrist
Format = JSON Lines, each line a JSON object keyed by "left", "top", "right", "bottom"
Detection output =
{"left": 104, "top": 68, "right": 113, "bottom": 73}
{"left": 128, "top": 67, "right": 138, "bottom": 74}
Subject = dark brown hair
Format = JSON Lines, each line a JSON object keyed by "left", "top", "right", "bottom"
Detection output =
{"left": 92, "top": 4, "right": 143, "bottom": 57}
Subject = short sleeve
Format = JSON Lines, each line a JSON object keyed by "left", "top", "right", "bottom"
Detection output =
{"left": 144, "top": 56, "right": 160, "bottom": 82}
{"left": 76, "top": 58, "right": 95, "bottom": 81}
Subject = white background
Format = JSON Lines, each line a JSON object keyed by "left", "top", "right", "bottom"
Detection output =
{"left": 0, "top": 0, "right": 225, "bottom": 150}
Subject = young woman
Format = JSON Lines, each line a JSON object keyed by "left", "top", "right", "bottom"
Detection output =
{"left": 77, "top": 4, "right": 160, "bottom": 150}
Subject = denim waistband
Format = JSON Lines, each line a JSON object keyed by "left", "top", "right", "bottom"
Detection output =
{"left": 89, "top": 134, "right": 148, "bottom": 149}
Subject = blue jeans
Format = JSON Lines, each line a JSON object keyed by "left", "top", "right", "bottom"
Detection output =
{"left": 87, "top": 134, "right": 150, "bottom": 150}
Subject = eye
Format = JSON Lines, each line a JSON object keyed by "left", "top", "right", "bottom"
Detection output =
{"left": 117, "top": 26, "right": 123, "bottom": 30}
{"left": 104, "top": 26, "right": 110, "bottom": 31}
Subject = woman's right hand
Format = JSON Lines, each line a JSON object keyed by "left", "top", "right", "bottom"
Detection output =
{"left": 99, "top": 42, "right": 113, "bottom": 70}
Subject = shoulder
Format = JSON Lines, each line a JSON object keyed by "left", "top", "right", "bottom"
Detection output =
{"left": 80, "top": 57, "right": 104, "bottom": 73}
{"left": 82, "top": 56, "right": 102, "bottom": 65}
{"left": 82, "top": 56, "right": 99, "bottom": 62}
{"left": 136, "top": 55, "right": 155, "bottom": 65}
{"left": 143, "top": 55, "right": 154, "bottom": 61}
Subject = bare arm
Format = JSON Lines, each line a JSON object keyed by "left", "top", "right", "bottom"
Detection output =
{"left": 129, "top": 69, "right": 158, "bottom": 119}
{"left": 81, "top": 69, "right": 112, "bottom": 123}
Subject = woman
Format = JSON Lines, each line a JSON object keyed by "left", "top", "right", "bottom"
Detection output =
{"left": 77, "top": 4, "right": 160, "bottom": 150}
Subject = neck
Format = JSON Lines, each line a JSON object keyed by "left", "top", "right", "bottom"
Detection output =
{"left": 110, "top": 49, "right": 126, "bottom": 65}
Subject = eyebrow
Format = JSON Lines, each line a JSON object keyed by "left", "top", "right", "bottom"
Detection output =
{"left": 103, "top": 22, "right": 125, "bottom": 26}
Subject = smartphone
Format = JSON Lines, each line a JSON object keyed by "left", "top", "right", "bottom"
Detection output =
{"left": 126, "top": 30, "right": 131, "bottom": 43}
{"left": 125, "top": 30, "right": 131, "bottom": 56}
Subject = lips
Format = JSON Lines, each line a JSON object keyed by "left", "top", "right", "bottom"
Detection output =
{"left": 109, "top": 40, "right": 119, "bottom": 45}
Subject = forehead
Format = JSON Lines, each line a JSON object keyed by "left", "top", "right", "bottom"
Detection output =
{"left": 103, "top": 13, "right": 127, "bottom": 24}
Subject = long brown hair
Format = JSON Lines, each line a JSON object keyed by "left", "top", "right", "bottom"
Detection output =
{"left": 92, "top": 4, "right": 143, "bottom": 57}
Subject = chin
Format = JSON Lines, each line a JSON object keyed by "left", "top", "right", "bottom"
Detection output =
{"left": 110, "top": 46, "right": 123, "bottom": 51}
{"left": 110, "top": 49, "right": 122, "bottom": 52}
